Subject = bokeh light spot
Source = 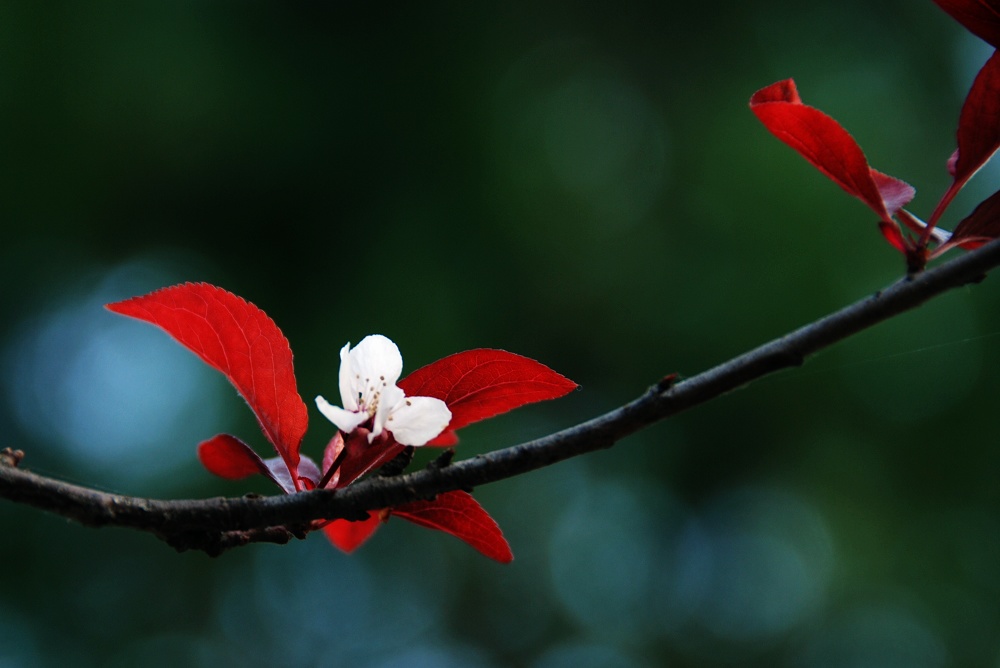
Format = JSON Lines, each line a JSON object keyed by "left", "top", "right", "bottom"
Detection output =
{"left": 2, "top": 257, "right": 227, "bottom": 487}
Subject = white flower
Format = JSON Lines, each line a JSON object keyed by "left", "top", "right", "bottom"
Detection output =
{"left": 315, "top": 334, "right": 452, "bottom": 446}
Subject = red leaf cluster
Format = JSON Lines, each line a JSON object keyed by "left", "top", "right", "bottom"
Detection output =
{"left": 107, "top": 283, "right": 577, "bottom": 562}
{"left": 750, "top": 0, "right": 1000, "bottom": 270}
{"left": 321, "top": 347, "right": 577, "bottom": 554}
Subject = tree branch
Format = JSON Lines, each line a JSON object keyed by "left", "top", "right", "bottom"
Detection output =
{"left": 4, "top": 238, "right": 1000, "bottom": 555}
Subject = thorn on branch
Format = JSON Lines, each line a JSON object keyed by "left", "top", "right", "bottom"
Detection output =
{"left": 428, "top": 448, "right": 455, "bottom": 470}
{"left": 0, "top": 448, "right": 24, "bottom": 468}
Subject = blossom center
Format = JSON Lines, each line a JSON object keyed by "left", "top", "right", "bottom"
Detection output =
{"left": 357, "top": 373, "right": 389, "bottom": 418}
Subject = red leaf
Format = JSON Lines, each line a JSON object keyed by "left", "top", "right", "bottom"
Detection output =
{"left": 750, "top": 79, "right": 914, "bottom": 224}
{"left": 392, "top": 491, "right": 514, "bottom": 563}
{"left": 198, "top": 433, "right": 270, "bottom": 480}
{"left": 924, "top": 52, "right": 1000, "bottom": 233}
{"left": 197, "top": 433, "right": 312, "bottom": 493}
{"left": 106, "top": 283, "right": 308, "bottom": 488}
{"left": 933, "top": 0, "right": 1000, "bottom": 48}
{"left": 398, "top": 349, "right": 577, "bottom": 434}
{"left": 954, "top": 50, "right": 1000, "bottom": 187}
{"left": 951, "top": 187, "right": 1000, "bottom": 248}
{"left": 322, "top": 512, "right": 386, "bottom": 553}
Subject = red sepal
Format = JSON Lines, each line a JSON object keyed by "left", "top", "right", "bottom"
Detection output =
{"left": 398, "top": 349, "right": 578, "bottom": 435}
{"left": 106, "top": 283, "right": 308, "bottom": 488}
{"left": 333, "top": 429, "right": 406, "bottom": 488}
{"left": 392, "top": 490, "right": 514, "bottom": 563}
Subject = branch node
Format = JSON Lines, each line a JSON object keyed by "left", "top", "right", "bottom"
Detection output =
{"left": 653, "top": 373, "right": 680, "bottom": 395}
{"left": 0, "top": 448, "right": 24, "bottom": 468}
{"left": 428, "top": 448, "right": 456, "bottom": 470}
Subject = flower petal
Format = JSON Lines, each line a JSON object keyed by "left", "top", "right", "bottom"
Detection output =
{"left": 337, "top": 342, "right": 358, "bottom": 412}
{"left": 386, "top": 396, "right": 452, "bottom": 446}
{"left": 315, "top": 395, "right": 369, "bottom": 433}
{"left": 372, "top": 383, "right": 405, "bottom": 440}
{"left": 350, "top": 335, "right": 404, "bottom": 389}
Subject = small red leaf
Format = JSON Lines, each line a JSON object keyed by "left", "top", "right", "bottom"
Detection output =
{"left": 198, "top": 434, "right": 270, "bottom": 480}
{"left": 933, "top": 0, "right": 1000, "bottom": 48}
{"left": 107, "top": 283, "right": 308, "bottom": 488}
{"left": 322, "top": 512, "right": 386, "bottom": 553}
{"left": 392, "top": 490, "right": 514, "bottom": 563}
{"left": 198, "top": 434, "right": 316, "bottom": 493}
{"left": 951, "top": 188, "right": 1000, "bottom": 248}
{"left": 750, "top": 79, "right": 914, "bottom": 224}
{"left": 398, "top": 349, "right": 577, "bottom": 433}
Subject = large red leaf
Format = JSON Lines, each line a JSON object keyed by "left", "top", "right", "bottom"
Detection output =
{"left": 398, "top": 349, "right": 578, "bottom": 435}
{"left": 954, "top": 50, "right": 1000, "bottom": 187}
{"left": 951, "top": 187, "right": 1000, "bottom": 248}
{"left": 750, "top": 79, "right": 914, "bottom": 224}
{"left": 926, "top": 51, "right": 1000, "bottom": 234}
{"left": 392, "top": 491, "right": 514, "bottom": 563}
{"left": 933, "top": 0, "right": 1000, "bottom": 48}
{"left": 106, "top": 283, "right": 308, "bottom": 487}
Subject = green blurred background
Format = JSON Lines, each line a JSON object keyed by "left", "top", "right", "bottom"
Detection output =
{"left": 2, "top": 1, "right": 1000, "bottom": 666}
